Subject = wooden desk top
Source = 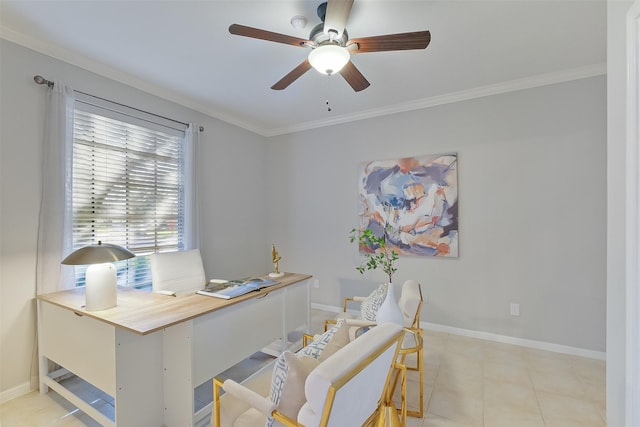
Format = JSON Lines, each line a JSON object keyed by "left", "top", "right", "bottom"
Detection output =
{"left": 37, "top": 272, "right": 311, "bottom": 335}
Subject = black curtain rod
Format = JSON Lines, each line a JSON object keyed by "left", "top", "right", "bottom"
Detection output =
{"left": 33, "top": 75, "right": 204, "bottom": 132}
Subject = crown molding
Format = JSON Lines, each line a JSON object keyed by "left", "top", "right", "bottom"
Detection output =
{"left": 2, "top": 25, "right": 605, "bottom": 138}
{"left": 264, "top": 62, "right": 607, "bottom": 137}
{"left": 0, "top": 26, "right": 266, "bottom": 136}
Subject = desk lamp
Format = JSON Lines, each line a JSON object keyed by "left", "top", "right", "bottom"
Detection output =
{"left": 61, "top": 241, "right": 135, "bottom": 311}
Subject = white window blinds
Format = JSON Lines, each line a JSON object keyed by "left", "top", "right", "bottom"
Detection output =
{"left": 72, "top": 108, "right": 185, "bottom": 288}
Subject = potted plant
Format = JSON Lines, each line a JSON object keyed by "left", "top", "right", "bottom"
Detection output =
{"left": 350, "top": 226, "right": 403, "bottom": 325}
{"left": 349, "top": 227, "right": 398, "bottom": 283}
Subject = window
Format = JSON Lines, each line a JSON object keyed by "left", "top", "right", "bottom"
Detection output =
{"left": 71, "top": 105, "right": 186, "bottom": 288}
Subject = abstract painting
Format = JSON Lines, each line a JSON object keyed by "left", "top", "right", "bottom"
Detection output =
{"left": 357, "top": 153, "right": 458, "bottom": 257}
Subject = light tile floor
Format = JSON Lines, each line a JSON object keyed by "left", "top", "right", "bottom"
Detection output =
{"left": 407, "top": 330, "right": 606, "bottom": 427}
{"left": 0, "top": 309, "right": 606, "bottom": 426}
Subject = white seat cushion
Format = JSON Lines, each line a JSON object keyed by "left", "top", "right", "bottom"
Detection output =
{"left": 266, "top": 352, "right": 320, "bottom": 427}
{"left": 334, "top": 311, "right": 357, "bottom": 321}
{"left": 233, "top": 408, "right": 264, "bottom": 427}
{"left": 218, "top": 363, "right": 274, "bottom": 427}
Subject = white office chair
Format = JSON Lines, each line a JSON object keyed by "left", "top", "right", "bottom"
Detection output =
{"left": 150, "top": 249, "right": 206, "bottom": 294}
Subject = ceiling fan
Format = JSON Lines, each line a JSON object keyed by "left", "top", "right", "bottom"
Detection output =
{"left": 229, "top": 0, "right": 431, "bottom": 92}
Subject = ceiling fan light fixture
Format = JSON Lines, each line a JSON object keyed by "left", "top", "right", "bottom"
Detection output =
{"left": 308, "top": 44, "right": 350, "bottom": 75}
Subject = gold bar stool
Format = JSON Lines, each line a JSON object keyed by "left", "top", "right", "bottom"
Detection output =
{"left": 393, "top": 327, "right": 424, "bottom": 418}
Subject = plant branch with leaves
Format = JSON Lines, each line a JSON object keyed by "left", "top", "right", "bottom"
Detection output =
{"left": 350, "top": 226, "right": 399, "bottom": 283}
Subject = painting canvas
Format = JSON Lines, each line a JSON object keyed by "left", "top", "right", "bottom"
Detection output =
{"left": 357, "top": 153, "right": 458, "bottom": 257}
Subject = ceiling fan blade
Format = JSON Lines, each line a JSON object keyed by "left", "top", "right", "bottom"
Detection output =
{"left": 339, "top": 61, "right": 370, "bottom": 92}
{"left": 324, "top": 0, "right": 354, "bottom": 38}
{"left": 271, "top": 59, "right": 313, "bottom": 90}
{"left": 348, "top": 31, "right": 431, "bottom": 53}
{"left": 229, "top": 24, "right": 311, "bottom": 47}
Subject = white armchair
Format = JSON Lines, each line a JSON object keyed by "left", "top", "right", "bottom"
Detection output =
{"left": 329, "top": 280, "right": 423, "bottom": 333}
{"left": 149, "top": 249, "right": 206, "bottom": 294}
{"left": 213, "top": 323, "right": 405, "bottom": 427}
{"left": 328, "top": 280, "right": 425, "bottom": 418}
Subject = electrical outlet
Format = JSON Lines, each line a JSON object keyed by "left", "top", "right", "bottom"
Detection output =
{"left": 510, "top": 303, "right": 520, "bottom": 316}
{"left": 313, "top": 279, "right": 319, "bottom": 289}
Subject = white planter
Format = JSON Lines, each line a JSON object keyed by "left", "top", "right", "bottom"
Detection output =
{"left": 375, "top": 282, "right": 404, "bottom": 325}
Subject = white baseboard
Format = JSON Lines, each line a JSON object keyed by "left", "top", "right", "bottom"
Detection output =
{"left": 422, "top": 321, "right": 605, "bottom": 360}
{"left": 311, "top": 303, "right": 606, "bottom": 360}
{"left": 0, "top": 381, "right": 34, "bottom": 405}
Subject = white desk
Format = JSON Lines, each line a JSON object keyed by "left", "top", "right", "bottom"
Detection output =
{"left": 37, "top": 272, "right": 311, "bottom": 426}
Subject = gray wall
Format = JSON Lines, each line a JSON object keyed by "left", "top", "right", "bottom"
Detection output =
{"left": 0, "top": 40, "right": 269, "bottom": 398}
{"left": 266, "top": 76, "right": 607, "bottom": 352}
{"left": 0, "top": 38, "right": 608, "bottom": 400}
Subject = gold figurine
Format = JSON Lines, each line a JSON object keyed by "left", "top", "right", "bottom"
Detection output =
{"left": 269, "top": 244, "right": 284, "bottom": 278}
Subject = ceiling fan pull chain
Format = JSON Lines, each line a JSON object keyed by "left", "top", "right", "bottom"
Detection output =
{"left": 325, "top": 74, "right": 333, "bottom": 112}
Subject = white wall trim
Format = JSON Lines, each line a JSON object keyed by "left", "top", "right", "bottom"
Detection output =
{"left": 312, "top": 302, "right": 606, "bottom": 360}
{"left": 0, "top": 26, "right": 265, "bottom": 136}
{"left": 422, "top": 321, "right": 606, "bottom": 361}
{"left": 1, "top": 25, "right": 605, "bottom": 139}
{"left": 265, "top": 63, "right": 606, "bottom": 137}
{"left": 626, "top": 1, "right": 640, "bottom": 424}
{"left": 0, "top": 381, "right": 33, "bottom": 405}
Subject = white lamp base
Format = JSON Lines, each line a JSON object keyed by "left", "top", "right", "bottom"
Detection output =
{"left": 85, "top": 263, "right": 117, "bottom": 311}
{"left": 269, "top": 272, "right": 285, "bottom": 278}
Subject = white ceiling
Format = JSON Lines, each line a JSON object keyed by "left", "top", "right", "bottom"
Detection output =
{"left": 0, "top": 0, "right": 606, "bottom": 136}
